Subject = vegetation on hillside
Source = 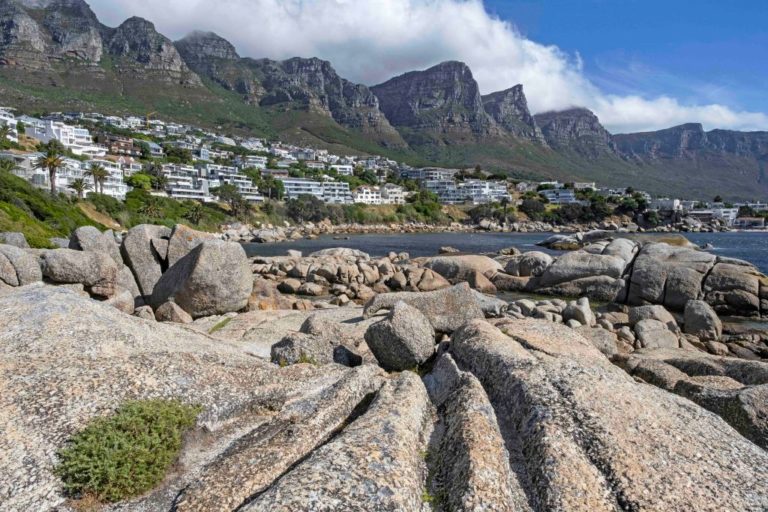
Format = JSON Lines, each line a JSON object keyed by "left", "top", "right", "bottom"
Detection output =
{"left": 0, "top": 166, "right": 103, "bottom": 247}
{"left": 55, "top": 399, "right": 201, "bottom": 503}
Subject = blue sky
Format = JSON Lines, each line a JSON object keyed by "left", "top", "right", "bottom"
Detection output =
{"left": 487, "top": 0, "right": 768, "bottom": 113}
{"left": 91, "top": 0, "right": 768, "bottom": 132}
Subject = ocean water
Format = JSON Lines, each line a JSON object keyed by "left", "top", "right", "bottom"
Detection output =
{"left": 244, "top": 231, "right": 768, "bottom": 273}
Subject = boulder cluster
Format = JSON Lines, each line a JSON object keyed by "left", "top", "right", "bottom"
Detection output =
{"left": 1, "top": 225, "right": 767, "bottom": 510}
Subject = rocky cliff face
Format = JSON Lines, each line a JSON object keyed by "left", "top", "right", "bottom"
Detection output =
{"left": 107, "top": 17, "right": 201, "bottom": 85}
{"left": 371, "top": 61, "right": 496, "bottom": 139}
{"left": 248, "top": 56, "right": 405, "bottom": 146}
{"left": 614, "top": 123, "right": 768, "bottom": 162}
{"left": 0, "top": 0, "right": 103, "bottom": 68}
{"left": 482, "top": 85, "right": 546, "bottom": 144}
{"left": 534, "top": 108, "right": 617, "bottom": 158}
{"left": 176, "top": 31, "right": 261, "bottom": 97}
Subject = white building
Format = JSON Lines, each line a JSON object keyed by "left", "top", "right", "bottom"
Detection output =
{"left": 200, "top": 163, "right": 263, "bottom": 202}
{"left": 539, "top": 188, "right": 580, "bottom": 205}
{"left": 25, "top": 119, "right": 105, "bottom": 158}
{"left": 330, "top": 164, "right": 354, "bottom": 176}
{"left": 381, "top": 183, "right": 406, "bottom": 204}
{"left": 279, "top": 177, "right": 324, "bottom": 200}
{"left": 162, "top": 164, "right": 212, "bottom": 202}
{"left": 0, "top": 109, "right": 19, "bottom": 143}
{"left": 322, "top": 181, "right": 352, "bottom": 204}
{"left": 352, "top": 185, "right": 382, "bottom": 205}
{"left": 650, "top": 198, "right": 682, "bottom": 211}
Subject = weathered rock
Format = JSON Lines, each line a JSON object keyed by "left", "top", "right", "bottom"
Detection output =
{"left": 467, "top": 268, "right": 497, "bottom": 293}
{"left": 628, "top": 243, "right": 715, "bottom": 310}
{"left": 451, "top": 319, "right": 768, "bottom": 511}
{"left": 277, "top": 278, "right": 302, "bottom": 294}
{"left": 133, "top": 304, "right": 156, "bottom": 321}
{"left": 616, "top": 348, "right": 768, "bottom": 449}
{"left": 155, "top": 301, "right": 193, "bottom": 324}
{"left": 271, "top": 332, "right": 334, "bottom": 366}
{"left": 503, "top": 251, "right": 553, "bottom": 277}
{"left": 298, "top": 282, "right": 324, "bottom": 296}
{"left": 69, "top": 225, "right": 122, "bottom": 265}
{"left": 562, "top": 297, "right": 596, "bottom": 327}
{"left": 683, "top": 299, "right": 723, "bottom": 341}
{"left": 0, "top": 285, "right": 352, "bottom": 511}
{"left": 174, "top": 365, "right": 386, "bottom": 511}
{"left": 423, "top": 254, "right": 503, "bottom": 281}
{"left": 0, "top": 231, "right": 29, "bottom": 248}
{"left": 150, "top": 241, "right": 252, "bottom": 318}
{"left": 240, "top": 372, "right": 431, "bottom": 511}
{"left": 0, "top": 244, "right": 42, "bottom": 286}
{"left": 103, "top": 287, "right": 136, "bottom": 315}
{"left": 364, "top": 301, "right": 435, "bottom": 371}
{"left": 471, "top": 289, "right": 509, "bottom": 318}
{"left": 248, "top": 277, "right": 294, "bottom": 310}
{"left": 575, "top": 326, "right": 619, "bottom": 357}
{"left": 704, "top": 262, "right": 762, "bottom": 317}
{"left": 538, "top": 250, "right": 628, "bottom": 288}
{"left": 167, "top": 224, "right": 218, "bottom": 267}
{"left": 309, "top": 247, "right": 369, "bottom": 259}
{"left": 121, "top": 224, "right": 171, "bottom": 298}
{"left": 423, "top": 354, "right": 527, "bottom": 511}
{"left": 628, "top": 304, "right": 679, "bottom": 332}
{"left": 634, "top": 319, "right": 680, "bottom": 349}
{"left": 39, "top": 248, "right": 118, "bottom": 297}
{"left": 364, "top": 283, "right": 484, "bottom": 333}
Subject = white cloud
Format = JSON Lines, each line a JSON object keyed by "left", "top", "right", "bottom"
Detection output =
{"left": 88, "top": 0, "right": 768, "bottom": 133}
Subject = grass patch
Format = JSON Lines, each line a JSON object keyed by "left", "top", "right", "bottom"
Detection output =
{"left": 208, "top": 317, "right": 233, "bottom": 334}
{"left": 55, "top": 399, "right": 201, "bottom": 503}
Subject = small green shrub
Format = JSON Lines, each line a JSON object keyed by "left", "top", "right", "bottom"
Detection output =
{"left": 55, "top": 399, "right": 201, "bottom": 503}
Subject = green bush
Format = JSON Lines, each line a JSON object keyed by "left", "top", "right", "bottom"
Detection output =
{"left": 55, "top": 399, "right": 201, "bottom": 503}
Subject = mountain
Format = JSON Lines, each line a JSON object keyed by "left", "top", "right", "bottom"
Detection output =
{"left": 370, "top": 61, "right": 496, "bottom": 143}
{"left": 482, "top": 85, "right": 546, "bottom": 144}
{"left": 0, "top": 0, "right": 767, "bottom": 199}
{"left": 534, "top": 108, "right": 617, "bottom": 158}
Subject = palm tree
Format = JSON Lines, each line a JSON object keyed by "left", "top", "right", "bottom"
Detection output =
{"left": 68, "top": 178, "right": 91, "bottom": 200}
{"left": 34, "top": 148, "right": 64, "bottom": 196}
{"left": 85, "top": 164, "right": 110, "bottom": 194}
{"left": 0, "top": 125, "right": 11, "bottom": 145}
{"left": 500, "top": 197, "right": 510, "bottom": 231}
{"left": 0, "top": 158, "right": 16, "bottom": 174}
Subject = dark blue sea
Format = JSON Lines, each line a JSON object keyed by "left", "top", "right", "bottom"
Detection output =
{"left": 244, "top": 231, "right": 768, "bottom": 274}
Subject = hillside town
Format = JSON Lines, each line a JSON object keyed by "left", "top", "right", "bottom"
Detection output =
{"left": 0, "top": 107, "right": 766, "bottom": 229}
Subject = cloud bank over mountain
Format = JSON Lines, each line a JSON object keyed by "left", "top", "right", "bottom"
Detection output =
{"left": 89, "top": 0, "right": 768, "bottom": 133}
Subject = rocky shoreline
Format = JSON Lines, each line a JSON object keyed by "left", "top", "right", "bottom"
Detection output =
{"left": 1, "top": 224, "right": 767, "bottom": 510}
{"left": 220, "top": 216, "right": 733, "bottom": 244}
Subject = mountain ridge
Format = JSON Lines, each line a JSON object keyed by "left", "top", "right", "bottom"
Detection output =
{"left": 0, "top": 0, "right": 766, "bottom": 199}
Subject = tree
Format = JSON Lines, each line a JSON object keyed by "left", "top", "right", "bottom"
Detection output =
{"left": 183, "top": 202, "right": 204, "bottom": 225}
{"left": 713, "top": 195, "right": 723, "bottom": 203}
{"left": 285, "top": 194, "right": 328, "bottom": 223}
{"left": 500, "top": 197, "right": 510, "bottom": 229}
{"left": 68, "top": 178, "right": 91, "bottom": 200}
{"left": 34, "top": 145, "right": 64, "bottom": 196}
{"left": 738, "top": 206, "right": 756, "bottom": 218}
{"left": 520, "top": 198, "right": 545, "bottom": 219}
{"left": 212, "top": 183, "right": 250, "bottom": 219}
{"left": 16, "top": 121, "right": 25, "bottom": 136}
{"left": 138, "top": 197, "right": 162, "bottom": 219}
{"left": 85, "top": 164, "right": 110, "bottom": 194}
{"left": 125, "top": 173, "right": 153, "bottom": 191}
{"left": 0, "top": 158, "right": 17, "bottom": 174}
